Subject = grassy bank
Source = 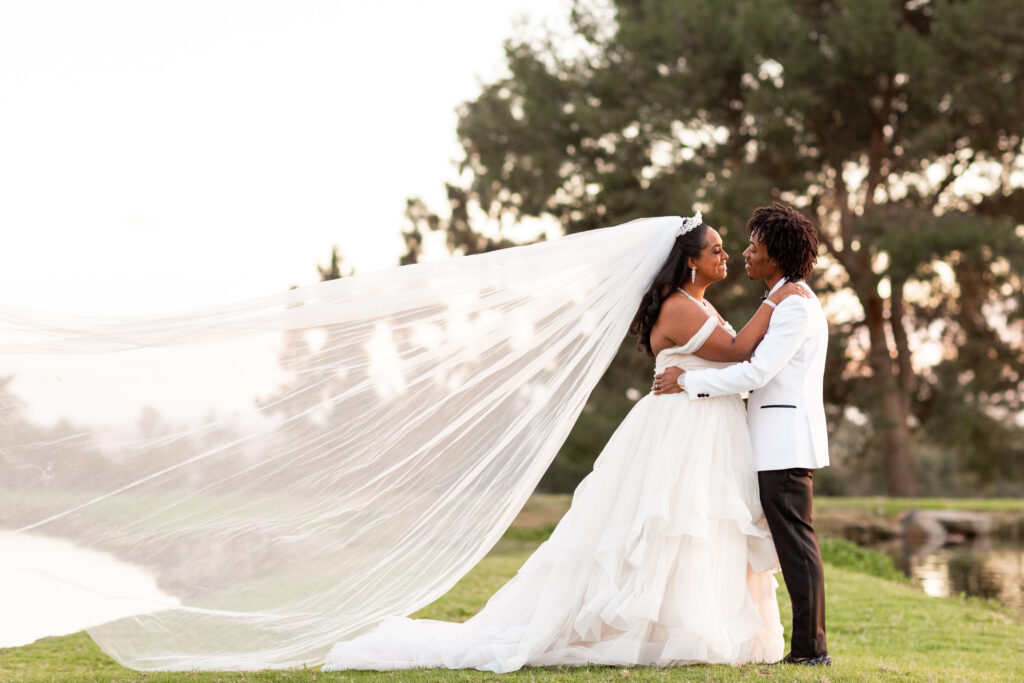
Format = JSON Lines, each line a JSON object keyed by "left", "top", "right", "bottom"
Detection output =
{"left": 815, "top": 496, "right": 1024, "bottom": 515}
{"left": 512, "top": 494, "right": 1024, "bottom": 543}
{"left": 2, "top": 535, "right": 1021, "bottom": 681}
{"left": 513, "top": 494, "right": 1024, "bottom": 527}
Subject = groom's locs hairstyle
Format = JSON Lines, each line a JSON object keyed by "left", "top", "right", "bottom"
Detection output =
{"left": 629, "top": 223, "right": 710, "bottom": 356}
{"left": 748, "top": 203, "right": 819, "bottom": 282}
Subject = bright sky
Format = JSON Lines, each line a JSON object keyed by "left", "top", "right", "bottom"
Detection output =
{"left": 0, "top": 1, "right": 571, "bottom": 315}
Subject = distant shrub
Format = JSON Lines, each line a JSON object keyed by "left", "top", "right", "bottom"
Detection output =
{"left": 820, "top": 538, "right": 907, "bottom": 582}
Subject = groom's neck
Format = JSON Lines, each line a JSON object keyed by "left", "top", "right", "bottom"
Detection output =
{"left": 764, "top": 273, "right": 784, "bottom": 291}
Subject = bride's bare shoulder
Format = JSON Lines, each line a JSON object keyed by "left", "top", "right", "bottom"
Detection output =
{"left": 659, "top": 291, "right": 697, "bottom": 312}
{"left": 656, "top": 294, "right": 710, "bottom": 331}
{"left": 659, "top": 292, "right": 704, "bottom": 316}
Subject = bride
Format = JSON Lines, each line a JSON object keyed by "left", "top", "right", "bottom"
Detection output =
{"left": 323, "top": 213, "right": 806, "bottom": 672}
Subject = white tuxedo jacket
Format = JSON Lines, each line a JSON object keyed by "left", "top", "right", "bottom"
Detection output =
{"left": 683, "top": 280, "right": 830, "bottom": 472}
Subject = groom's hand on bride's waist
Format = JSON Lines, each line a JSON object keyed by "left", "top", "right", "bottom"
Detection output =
{"left": 652, "top": 367, "right": 685, "bottom": 395}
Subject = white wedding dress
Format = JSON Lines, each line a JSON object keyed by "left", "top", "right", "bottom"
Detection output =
{"left": 323, "top": 315, "right": 784, "bottom": 673}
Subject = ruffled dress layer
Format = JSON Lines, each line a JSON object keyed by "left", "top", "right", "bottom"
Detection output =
{"left": 324, "top": 316, "right": 784, "bottom": 672}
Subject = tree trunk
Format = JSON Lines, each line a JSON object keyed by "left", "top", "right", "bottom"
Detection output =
{"left": 879, "top": 390, "right": 916, "bottom": 496}
{"left": 863, "top": 291, "right": 918, "bottom": 496}
{"left": 832, "top": 196, "right": 918, "bottom": 496}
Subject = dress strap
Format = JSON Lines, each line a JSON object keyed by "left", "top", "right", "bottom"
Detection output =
{"left": 677, "top": 316, "right": 719, "bottom": 354}
{"left": 673, "top": 288, "right": 722, "bottom": 352}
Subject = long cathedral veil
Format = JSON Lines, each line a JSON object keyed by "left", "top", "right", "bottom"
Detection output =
{"left": 1, "top": 215, "right": 682, "bottom": 670}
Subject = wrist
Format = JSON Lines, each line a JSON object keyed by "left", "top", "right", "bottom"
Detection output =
{"left": 763, "top": 299, "right": 778, "bottom": 309}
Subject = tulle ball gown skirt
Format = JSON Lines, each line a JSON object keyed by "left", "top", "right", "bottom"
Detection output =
{"left": 324, "top": 390, "right": 785, "bottom": 672}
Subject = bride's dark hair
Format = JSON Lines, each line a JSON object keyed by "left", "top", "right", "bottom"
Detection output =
{"left": 629, "top": 222, "right": 709, "bottom": 356}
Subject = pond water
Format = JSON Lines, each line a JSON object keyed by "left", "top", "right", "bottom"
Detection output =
{"left": 0, "top": 531, "right": 178, "bottom": 648}
{"left": 869, "top": 536, "right": 1024, "bottom": 617}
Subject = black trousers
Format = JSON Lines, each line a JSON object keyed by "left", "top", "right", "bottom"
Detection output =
{"left": 758, "top": 468, "right": 828, "bottom": 658}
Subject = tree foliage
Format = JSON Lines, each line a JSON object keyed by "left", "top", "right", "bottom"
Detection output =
{"left": 408, "top": 0, "right": 1024, "bottom": 495}
{"left": 400, "top": 185, "right": 521, "bottom": 265}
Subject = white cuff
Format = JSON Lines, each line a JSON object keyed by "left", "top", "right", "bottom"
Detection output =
{"left": 763, "top": 299, "right": 777, "bottom": 309}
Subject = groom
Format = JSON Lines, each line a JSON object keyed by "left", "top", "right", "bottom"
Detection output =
{"left": 654, "top": 203, "right": 831, "bottom": 667}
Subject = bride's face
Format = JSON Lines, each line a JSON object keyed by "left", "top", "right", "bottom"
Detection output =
{"left": 690, "top": 228, "right": 729, "bottom": 284}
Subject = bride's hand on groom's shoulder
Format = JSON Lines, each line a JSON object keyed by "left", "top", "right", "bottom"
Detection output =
{"left": 652, "top": 367, "right": 684, "bottom": 395}
{"left": 769, "top": 282, "right": 812, "bottom": 306}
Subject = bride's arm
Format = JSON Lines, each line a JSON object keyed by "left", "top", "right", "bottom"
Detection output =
{"left": 693, "top": 283, "right": 808, "bottom": 362}
{"left": 693, "top": 307, "right": 772, "bottom": 362}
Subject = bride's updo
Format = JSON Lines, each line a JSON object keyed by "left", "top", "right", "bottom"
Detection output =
{"left": 629, "top": 222, "right": 709, "bottom": 356}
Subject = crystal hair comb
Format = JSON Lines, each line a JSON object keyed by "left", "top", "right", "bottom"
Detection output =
{"left": 675, "top": 211, "right": 703, "bottom": 237}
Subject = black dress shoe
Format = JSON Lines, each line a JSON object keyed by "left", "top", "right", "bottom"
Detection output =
{"left": 781, "top": 652, "right": 832, "bottom": 666}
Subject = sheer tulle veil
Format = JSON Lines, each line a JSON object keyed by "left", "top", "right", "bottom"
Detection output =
{"left": 2, "top": 216, "right": 684, "bottom": 670}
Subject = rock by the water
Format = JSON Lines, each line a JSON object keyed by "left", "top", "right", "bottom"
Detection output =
{"left": 901, "top": 509, "right": 995, "bottom": 546}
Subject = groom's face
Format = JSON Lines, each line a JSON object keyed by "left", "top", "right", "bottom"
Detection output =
{"left": 742, "top": 232, "right": 780, "bottom": 282}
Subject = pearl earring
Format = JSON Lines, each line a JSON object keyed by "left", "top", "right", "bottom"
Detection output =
{"left": 691, "top": 267, "right": 696, "bottom": 284}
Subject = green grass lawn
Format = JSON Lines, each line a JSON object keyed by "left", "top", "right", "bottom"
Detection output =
{"left": 2, "top": 535, "right": 1021, "bottom": 682}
